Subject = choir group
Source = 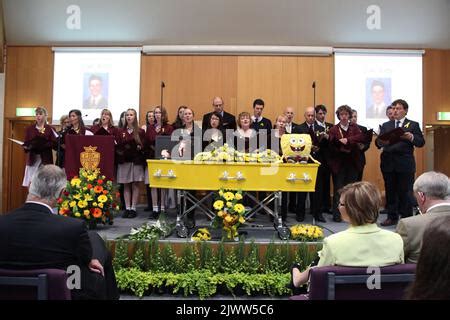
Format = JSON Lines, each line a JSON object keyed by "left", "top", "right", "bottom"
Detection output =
{"left": 21, "top": 96, "right": 424, "bottom": 228}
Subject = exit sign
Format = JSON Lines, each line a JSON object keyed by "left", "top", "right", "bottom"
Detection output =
{"left": 437, "top": 112, "right": 450, "bottom": 121}
{"left": 16, "top": 108, "right": 36, "bottom": 117}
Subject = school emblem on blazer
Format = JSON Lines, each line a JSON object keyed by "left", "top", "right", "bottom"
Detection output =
{"left": 80, "top": 146, "right": 100, "bottom": 170}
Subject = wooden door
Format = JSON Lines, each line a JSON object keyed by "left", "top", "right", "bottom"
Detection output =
{"left": 2, "top": 118, "right": 35, "bottom": 212}
{"left": 434, "top": 127, "right": 450, "bottom": 176}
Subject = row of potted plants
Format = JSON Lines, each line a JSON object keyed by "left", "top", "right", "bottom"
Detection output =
{"left": 110, "top": 238, "right": 321, "bottom": 298}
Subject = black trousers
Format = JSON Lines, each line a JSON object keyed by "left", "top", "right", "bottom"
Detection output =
{"left": 332, "top": 166, "right": 359, "bottom": 215}
{"left": 72, "top": 231, "right": 119, "bottom": 300}
{"left": 383, "top": 171, "right": 415, "bottom": 220}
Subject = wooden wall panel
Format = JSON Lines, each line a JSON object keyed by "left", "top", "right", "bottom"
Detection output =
{"left": 423, "top": 49, "right": 450, "bottom": 125}
{"left": 433, "top": 127, "right": 450, "bottom": 176}
{"left": 140, "top": 56, "right": 238, "bottom": 123}
{"left": 4, "top": 47, "right": 53, "bottom": 119}
{"left": 237, "top": 56, "right": 334, "bottom": 124}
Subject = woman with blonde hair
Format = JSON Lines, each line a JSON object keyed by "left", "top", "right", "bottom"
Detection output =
{"left": 289, "top": 181, "right": 404, "bottom": 292}
{"left": 22, "top": 107, "right": 57, "bottom": 187}
{"left": 115, "top": 108, "right": 146, "bottom": 218}
{"left": 233, "top": 111, "right": 257, "bottom": 153}
{"left": 91, "top": 108, "right": 117, "bottom": 136}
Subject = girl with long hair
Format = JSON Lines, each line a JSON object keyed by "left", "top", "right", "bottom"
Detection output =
{"left": 115, "top": 108, "right": 146, "bottom": 218}
{"left": 144, "top": 106, "right": 174, "bottom": 218}
{"left": 22, "top": 107, "right": 57, "bottom": 187}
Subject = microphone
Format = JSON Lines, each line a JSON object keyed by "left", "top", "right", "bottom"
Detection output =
{"left": 312, "top": 81, "right": 316, "bottom": 107}
{"left": 160, "top": 81, "right": 165, "bottom": 108}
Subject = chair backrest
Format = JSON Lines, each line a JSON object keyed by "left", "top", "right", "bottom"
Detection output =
{"left": 0, "top": 268, "right": 71, "bottom": 300}
{"left": 308, "top": 264, "right": 416, "bottom": 300}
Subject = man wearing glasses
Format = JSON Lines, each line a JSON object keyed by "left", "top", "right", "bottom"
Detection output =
{"left": 202, "top": 96, "right": 236, "bottom": 132}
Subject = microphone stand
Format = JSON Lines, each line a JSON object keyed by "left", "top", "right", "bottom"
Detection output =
{"left": 57, "top": 128, "right": 66, "bottom": 168}
{"left": 312, "top": 81, "right": 316, "bottom": 108}
{"left": 160, "top": 81, "right": 165, "bottom": 108}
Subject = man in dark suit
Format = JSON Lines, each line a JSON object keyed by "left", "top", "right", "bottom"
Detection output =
{"left": 375, "top": 99, "right": 425, "bottom": 226}
{"left": 284, "top": 106, "right": 299, "bottom": 134}
{"left": 251, "top": 98, "right": 272, "bottom": 133}
{"left": 202, "top": 96, "right": 236, "bottom": 133}
{"left": 284, "top": 106, "right": 299, "bottom": 212}
{"left": 351, "top": 109, "right": 372, "bottom": 181}
{"left": 292, "top": 106, "right": 326, "bottom": 223}
{"left": 314, "top": 104, "right": 334, "bottom": 215}
{"left": 251, "top": 98, "right": 272, "bottom": 152}
{"left": 0, "top": 165, "right": 119, "bottom": 300}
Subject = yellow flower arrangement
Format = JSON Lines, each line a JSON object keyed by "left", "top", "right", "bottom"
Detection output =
{"left": 193, "top": 144, "right": 282, "bottom": 163}
{"left": 290, "top": 224, "right": 324, "bottom": 242}
{"left": 191, "top": 228, "right": 212, "bottom": 242}
{"left": 212, "top": 188, "right": 247, "bottom": 241}
{"left": 57, "top": 168, "right": 120, "bottom": 228}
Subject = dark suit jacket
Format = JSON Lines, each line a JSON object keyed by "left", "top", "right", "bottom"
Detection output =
{"left": 202, "top": 111, "right": 236, "bottom": 132}
{"left": 293, "top": 122, "right": 324, "bottom": 163}
{"left": 0, "top": 203, "right": 92, "bottom": 270}
{"left": 356, "top": 124, "right": 372, "bottom": 168}
{"left": 285, "top": 122, "right": 299, "bottom": 134}
{"left": 375, "top": 118, "right": 425, "bottom": 173}
{"left": 251, "top": 117, "right": 272, "bottom": 133}
{"left": 315, "top": 121, "right": 333, "bottom": 166}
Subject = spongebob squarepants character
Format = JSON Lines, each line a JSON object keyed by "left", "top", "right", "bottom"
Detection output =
{"left": 280, "top": 134, "right": 320, "bottom": 164}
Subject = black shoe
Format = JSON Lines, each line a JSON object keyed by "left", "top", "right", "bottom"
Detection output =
{"left": 333, "top": 214, "right": 342, "bottom": 222}
{"left": 152, "top": 211, "right": 160, "bottom": 220}
{"left": 314, "top": 213, "right": 326, "bottom": 223}
{"left": 128, "top": 210, "right": 137, "bottom": 218}
{"left": 122, "top": 210, "right": 130, "bottom": 218}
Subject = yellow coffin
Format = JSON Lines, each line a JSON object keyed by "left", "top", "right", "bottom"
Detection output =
{"left": 147, "top": 160, "right": 319, "bottom": 192}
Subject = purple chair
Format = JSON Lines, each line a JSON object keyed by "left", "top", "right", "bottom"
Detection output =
{"left": 290, "top": 264, "right": 416, "bottom": 300}
{"left": 0, "top": 268, "right": 71, "bottom": 300}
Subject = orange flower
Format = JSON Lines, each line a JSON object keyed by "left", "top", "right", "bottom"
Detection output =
{"left": 87, "top": 184, "right": 93, "bottom": 189}
{"left": 102, "top": 190, "right": 109, "bottom": 195}
{"left": 92, "top": 208, "right": 102, "bottom": 218}
{"left": 94, "top": 186, "right": 104, "bottom": 193}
